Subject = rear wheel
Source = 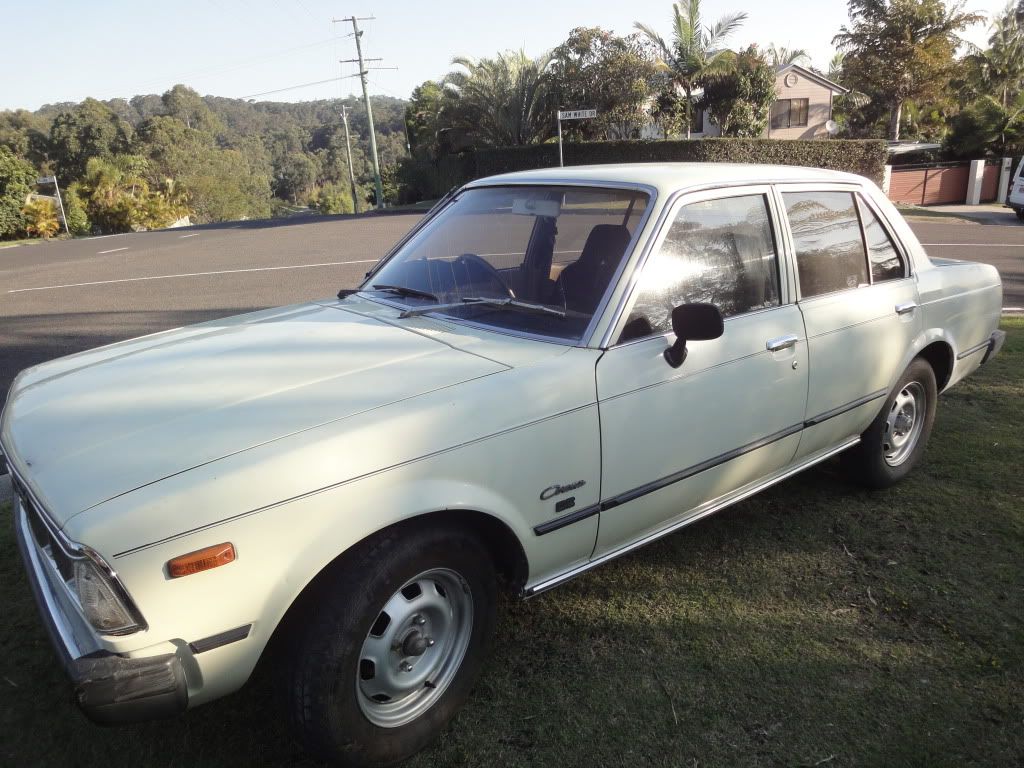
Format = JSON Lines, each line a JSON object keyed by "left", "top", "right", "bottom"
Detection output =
{"left": 842, "top": 358, "right": 937, "bottom": 488}
{"left": 287, "top": 524, "right": 497, "bottom": 767}
{"left": 1016, "top": 208, "right": 1024, "bottom": 221}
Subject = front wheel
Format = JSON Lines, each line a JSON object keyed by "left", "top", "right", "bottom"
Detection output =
{"left": 842, "top": 358, "right": 937, "bottom": 488}
{"left": 287, "top": 524, "right": 497, "bottom": 767}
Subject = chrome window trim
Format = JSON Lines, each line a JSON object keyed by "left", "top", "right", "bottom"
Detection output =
{"left": 600, "top": 183, "right": 787, "bottom": 349}
{"left": 775, "top": 181, "right": 874, "bottom": 303}
{"left": 854, "top": 191, "right": 912, "bottom": 280}
{"left": 356, "top": 181, "right": 659, "bottom": 349}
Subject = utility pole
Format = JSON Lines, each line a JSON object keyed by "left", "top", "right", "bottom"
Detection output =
{"left": 339, "top": 104, "right": 360, "bottom": 215}
{"left": 334, "top": 15, "right": 385, "bottom": 209}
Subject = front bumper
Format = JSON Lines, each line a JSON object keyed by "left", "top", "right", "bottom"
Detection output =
{"left": 981, "top": 329, "right": 1007, "bottom": 365}
{"left": 13, "top": 497, "right": 188, "bottom": 724}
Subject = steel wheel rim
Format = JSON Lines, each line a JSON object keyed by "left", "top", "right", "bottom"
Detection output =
{"left": 356, "top": 568, "right": 473, "bottom": 728}
{"left": 882, "top": 381, "right": 925, "bottom": 466}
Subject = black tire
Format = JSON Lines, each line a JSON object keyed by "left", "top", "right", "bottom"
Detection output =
{"left": 286, "top": 523, "right": 497, "bottom": 767}
{"left": 842, "top": 358, "right": 937, "bottom": 489}
{"left": 1016, "top": 209, "right": 1024, "bottom": 222}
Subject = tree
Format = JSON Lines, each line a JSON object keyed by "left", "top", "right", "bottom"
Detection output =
{"left": 833, "top": 0, "right": 983, "bottom": 140}
{"left": 635, "top": 0, "right": 748, "bottom": 138}
{"left": 442, "top": 50, "right": 555, "bottom": 147}
{"left": 944, "top": 94, "right": 1024, "bottom": 156}
{"left": 405, "top": 81, "right": 445, "bottom": 159}
{"left": 548, "top": 27, "right": 661, "bottom": 140}
{"left": 273, "top": 151, "right": 319, "bottom": 202}
{"left": 162, "top": 85, "right": 224, "bottom": 134}
{"left": 766, "top": 45, "right": 810, "bottom": 66}
{"left": 48, "top": 98, "right": 132, "bottom": 180}
{"left": 961, "top": 2, "right": 1023, "bottom": 109}
{"left": 698, "top": 45, "right": 778, "bottom": 136}
{"left": 0, "top": 146, "right": 37, "bottom": 238}
{"left": 22, "top": 198, "right": 60, "bottom": 238}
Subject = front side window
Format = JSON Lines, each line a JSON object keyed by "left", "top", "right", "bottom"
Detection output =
{"left": 623, "top": 194, "right": 781, "bottom": 339}
{"left": 771, "top": 98, "right": 809, "bottom": 128}
{"left": 365, "top": 186, "right": 648, "bottom": 341}
{"left": 857, "top": 197, "right": 906, "bottom": 282}
{"left": 784, "top": 191, "right": 868, "bottom": 298}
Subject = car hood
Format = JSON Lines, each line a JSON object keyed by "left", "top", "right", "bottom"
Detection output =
{"left": 1, "top": 302, "right": 508, "bottom": 525}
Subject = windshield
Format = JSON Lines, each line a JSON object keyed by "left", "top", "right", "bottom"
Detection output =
{"left": 365, "top": 185, "right": 649, "bottom": 341}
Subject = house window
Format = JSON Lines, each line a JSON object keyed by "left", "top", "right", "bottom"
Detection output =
{"left": 771, "top": 98, "right": 809, "bottom": 129}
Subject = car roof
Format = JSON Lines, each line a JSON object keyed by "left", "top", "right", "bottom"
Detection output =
{"left": 466, "top": 162, "right": 867, "bottom": 196}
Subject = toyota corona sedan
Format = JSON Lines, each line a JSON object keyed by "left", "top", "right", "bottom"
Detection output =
{"left": 1, "top": 163, "right": 1006, "bottom": 766}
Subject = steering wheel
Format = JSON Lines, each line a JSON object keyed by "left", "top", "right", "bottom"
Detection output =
{"left": 454, "top": 253, "right": 515, "bottom": 298}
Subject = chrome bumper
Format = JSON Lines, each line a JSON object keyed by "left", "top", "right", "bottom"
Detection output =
{"left": 13, "top": 498, "right": 188, "bottom": 724}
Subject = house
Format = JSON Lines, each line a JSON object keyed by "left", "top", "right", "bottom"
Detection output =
{"left": 692, "top": 63, "right": 848, "bottom": 139}
{"left": 767, "top": 64, "right": 848, "bottom": 138}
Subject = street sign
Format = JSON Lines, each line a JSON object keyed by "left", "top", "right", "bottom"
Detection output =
{"left": 37, "top": 176, "right": 56, "bottom": 184}
{"left": 556, "top": 109, "right": 597, "bottom": 167}
{"left": 557, "top": 109, "right": 597, "bottom": 121}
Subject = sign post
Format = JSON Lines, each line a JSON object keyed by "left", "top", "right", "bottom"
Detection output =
{"left": 556, "top": 109, "right": 597, "bottom": 167}
{"left": 37, "top": 175, "right": 69, "bottom": 234}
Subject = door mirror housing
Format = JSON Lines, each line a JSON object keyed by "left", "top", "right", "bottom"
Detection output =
{"left": 664, "top": 303, "right": 724, "bottom": 368}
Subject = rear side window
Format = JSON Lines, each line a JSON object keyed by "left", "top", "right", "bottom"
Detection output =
{"left": 625, "top": 193, "right": 780, "bottom": 337}
{"left": 783, "top": 191, "right": 868, "bottom": 298}
{"left": 857, "top": 197, "right": 906, "bottom": 282}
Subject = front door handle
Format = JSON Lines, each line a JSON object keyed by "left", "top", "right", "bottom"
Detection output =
{"left": 766, "top": 334, "right": 799, "bottom": 352}
{"left": 895, "top": 301, "right": 917, "bottom": 316}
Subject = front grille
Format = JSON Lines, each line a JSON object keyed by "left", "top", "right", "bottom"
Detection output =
{"left": 12, "top": 476, "right": 77, "bottom": 582}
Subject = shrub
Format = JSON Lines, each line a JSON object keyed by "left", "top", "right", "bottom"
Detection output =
{"left": 22, "top": 197, "right": 60, "bottom": 238}
{"left": 316, "top": 183, "right": 354, "bottom": 215}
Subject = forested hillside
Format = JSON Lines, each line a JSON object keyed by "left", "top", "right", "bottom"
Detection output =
{"left": 0, "top": 85, "right": 408, "bottom": 237}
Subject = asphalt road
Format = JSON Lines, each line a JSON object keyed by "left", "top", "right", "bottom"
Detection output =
{"left": 1, "top": 210, "right": 1021, "bottom": 414}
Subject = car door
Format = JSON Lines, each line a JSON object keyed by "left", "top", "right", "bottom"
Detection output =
{"left": 593, "top": 187, "right": 809, "bottom": 557}
{"left": 777, "top": 186, "right": 922, "bottom": 459}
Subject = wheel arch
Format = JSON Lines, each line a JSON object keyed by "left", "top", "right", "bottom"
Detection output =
{"left": 917, "top": 339, "right": 954, "bottom": 392}
{"left": 261, "top": 508, "right": 528, "bottom": 664}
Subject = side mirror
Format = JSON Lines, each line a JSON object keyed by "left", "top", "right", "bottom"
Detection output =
{"left": 664, "top": 303, "right": 724, "bottom": 368}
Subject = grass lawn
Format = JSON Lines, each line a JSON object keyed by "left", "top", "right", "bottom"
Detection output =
{"left": 2, "top": 320, "right": 1021, "bottom": 767}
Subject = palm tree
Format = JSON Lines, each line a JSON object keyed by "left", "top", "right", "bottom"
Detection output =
{"left": 766, "top": 44, "right": 810, "bottom": 67}
{"left": 963, "top": 2, "right": 1024, "bottom": 109}
{"left": 635, "top": 0, "right": 748, "bottom": 138}
{"left": 442, "top": 50, "right": 555, "bottom": 147}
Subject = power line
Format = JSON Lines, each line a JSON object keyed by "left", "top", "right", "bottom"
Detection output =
{"left": 240, "top": 75, "right": 357, "bottom": 100}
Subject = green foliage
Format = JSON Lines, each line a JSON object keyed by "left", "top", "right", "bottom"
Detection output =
{"left": 63, "top": 185, "right": 90, "bottom": 235}
{"left": 635, "top": 0, "right": 748, "bottom": 138}
{"left": 21, "top": 197, "right": 59, "bottom": 238}
{"left": 944, "top": 95, "right": 1024, "bottom": 157}
{"left": 47, "top": 98, "right": 133, "bottom": 180}
{"left": 442, "top": 50, "right": 556, "bottom": 148}
{"left": 834, "top": 0, "right": 984, "bottom": 139}
{"left": 316, "top": 182, "right": 355, "bottom": 215}
{"left": 471, "top": 138, "right": 889, "bottom": 184}
{"left": 76, "top": 155, "right": 187, "bottom": 234}
{"left": 0, "top": 146, "right": 37, "bottom": 238}
{"left": 405, "top": 81, "right": 445, "bottom": 160}
{"left": 548, "top": 27, "right": 662, "bottom": 141}
{"left": 697, "top": 45, "right": 776, "bottom": 137}
{"left": 273, "top": 152, "right": 319, "bottom": 202}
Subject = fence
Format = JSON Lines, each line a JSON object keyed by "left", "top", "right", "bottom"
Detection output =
{"left": 887, "top": 160, "right": 1004, "bottom": 206}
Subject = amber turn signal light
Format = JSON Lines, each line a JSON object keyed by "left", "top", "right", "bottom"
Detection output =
{"left": 167, "top": 543, "right": 236, "bottom": 578}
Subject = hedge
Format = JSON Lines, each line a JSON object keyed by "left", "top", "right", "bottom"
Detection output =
{"left": 397, "top": 138, "right": 889, "bottom": 203}
{"left": 475, "top": 138, "right": 889, "bottom": 185}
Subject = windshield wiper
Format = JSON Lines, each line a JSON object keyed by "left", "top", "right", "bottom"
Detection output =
{"left": 400, "top": 296, "right": 567, "bottom": 320}
{"left": 370, "top": 284, "right": 439, "bottom": 302}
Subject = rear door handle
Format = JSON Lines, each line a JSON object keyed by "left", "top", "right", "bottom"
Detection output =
{"left": 895, "top": 302, "right": 917, "bottom": 316}
{"left": 766, "top": 334, "right": 799, "bottom": 352}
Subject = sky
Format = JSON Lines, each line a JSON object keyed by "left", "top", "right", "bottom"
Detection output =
{"left": 0, "top": 0, "right": 1011, "bottom": 111}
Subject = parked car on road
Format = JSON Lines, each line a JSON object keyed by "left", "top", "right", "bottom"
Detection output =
{"left": 1, "top": 163, "right": 1006, "bottom": 767}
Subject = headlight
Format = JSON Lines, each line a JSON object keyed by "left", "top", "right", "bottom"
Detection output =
{"left": 69, "top": 552, "right": 145, "bottom": 635}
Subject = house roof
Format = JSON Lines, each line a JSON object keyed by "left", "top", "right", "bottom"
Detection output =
{"left": 775, "top": 63, "right": 849, "bottom": 95}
